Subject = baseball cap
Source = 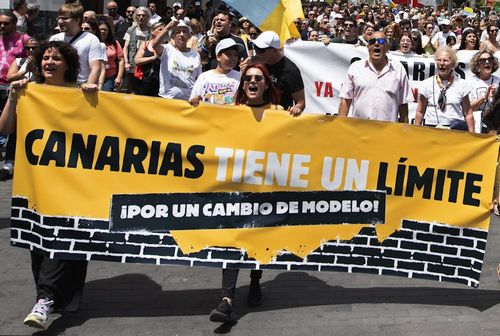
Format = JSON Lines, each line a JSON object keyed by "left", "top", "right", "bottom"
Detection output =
{"left": 172, "top": 2, "right": 182, "bottom": 8}
{"left": 411, "top": 15, "right": 420, "bottom": 20}
{"left": 252, "top": 31, "right": 281, "bottom": 49}
{"left": 215, "top": 39, "right": 244, "bottom": 55}
{"left": 194, "top": 1, "right": 201, "bottom": 5}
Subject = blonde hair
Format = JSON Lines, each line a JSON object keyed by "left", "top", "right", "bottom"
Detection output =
{"left": 434, "top": 46, "right": 458, "bottom": 68}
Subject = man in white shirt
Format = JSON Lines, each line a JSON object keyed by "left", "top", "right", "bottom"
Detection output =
{"left": 49, "top": 3, "right": 103, "bottom": 87}
{"left": 152, "top": 20, "right": 202, "bottom": 99}
{"left": 339, "top": 31, "right": 409, "bottom": 123}
{"left": 432, "top": 19, "right": 456, "bottom": 49}
{"left": 148, "top": 1, "right": 161, "bottom": 25}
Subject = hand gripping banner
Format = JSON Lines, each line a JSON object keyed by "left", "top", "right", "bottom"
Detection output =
{"left": 10, "top": 84, "right": 498, "bottom": 287}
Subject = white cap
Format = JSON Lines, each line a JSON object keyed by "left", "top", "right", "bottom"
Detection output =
{"left": 439, "top": 18, "right": 451, "bottom": 25}
{"left": 172, "top": 2, "right": 182, "bottom": 8}
{"left": 215, "top": 39, "right": 244, "bottom": 55}
{"left": 252, "top": 31, "right": 281, "bottom": 49}
{"left": 333, "top": 13, "right": 343, "bottom": 19}
{"left": 194, "top": 1, "right": 201, "bottom": 5}
{"left": 412, "top": 15, "right": 420, "bottom": 20}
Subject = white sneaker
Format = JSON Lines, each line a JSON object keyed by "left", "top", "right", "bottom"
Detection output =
{"left": 23, "top": 298, "right": 54, "bottom": 329}
{"left": 1, "top": 160, "right": 13, "bottom": 174}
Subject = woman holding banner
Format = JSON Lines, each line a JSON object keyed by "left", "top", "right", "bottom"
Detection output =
{"left": 414, "top": 46, "right": 474, "bottom": 132}
{"left": 0, "top": 41, "right": 97, "bottom": 330}
{"left": 209, "top": 62, "right": 287, "bottom": 324}
{"left": 481, "top": 86, "right": 500, "bottom": 280}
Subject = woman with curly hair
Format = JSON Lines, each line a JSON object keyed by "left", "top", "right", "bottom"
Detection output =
{"left": 469, "top": 50, "right": 500, "bottom": 133}
{"left": 0, "top": 41, "right": 97, "bottom": 330}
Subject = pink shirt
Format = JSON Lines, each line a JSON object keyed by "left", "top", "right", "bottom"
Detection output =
{"left": 105, "top": 42, "right": 124, "bottom": 78}
{"left": 339, "top": 58, "right": 410, "bottom": 122}
{"left": 0, "top": 32, "right": 29, "bottom": 84}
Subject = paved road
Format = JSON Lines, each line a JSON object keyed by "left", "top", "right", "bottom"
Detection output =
{"left": 0, "top": 179, "right": 499, "bottom": 336}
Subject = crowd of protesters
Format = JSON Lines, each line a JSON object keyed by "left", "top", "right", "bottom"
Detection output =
{"left": 1, "top": 0, "right": 500, "bottom": 330}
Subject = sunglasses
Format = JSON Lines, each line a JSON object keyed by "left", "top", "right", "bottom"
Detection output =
{"left": 243, "top": 75, "right": 264, "bottom": 82}
{"left": 490, "top": 29, "right": 499, "bottom": 33}
{"left": 368, "top": 37, "right": 386, "bottom": 45}
{"left": 344, "top": 23, "right": 354, "bottom": 27}
{"left": 254, "top": 46, "right": 273, "bottom": 53}
{"left": 479, "top": 58, "right": 493, "bottom": 64}
{"left": 82, "top": 27, "right": 92, "bottom": 31}
{"left": 24, "top": 46, "right": 37, "bottom": 51}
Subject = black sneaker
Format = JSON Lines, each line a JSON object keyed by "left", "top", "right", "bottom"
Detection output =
{"left": 209, "top": 299, "right": 237, "bottom": 323}
{"left": 247, "top": 281, "right": 262, "bottom": 307}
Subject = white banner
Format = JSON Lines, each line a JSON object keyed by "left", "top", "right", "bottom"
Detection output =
{"left": 285, "top": 41, "right": 497, "bottom": 129}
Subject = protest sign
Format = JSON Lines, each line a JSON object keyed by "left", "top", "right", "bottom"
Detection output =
{"left": 10, "top": 84, "right": 497, "bottom": 287}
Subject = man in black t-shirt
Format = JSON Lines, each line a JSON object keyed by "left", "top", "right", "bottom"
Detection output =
{"left": 331, "top": 18, "right": 359, "bottom": 44}
{"left": 115, "top": 6, "right": 136, "bottom": 47}
{"left": 248, "top": 31, "right": 305, "bottom": 115}
{"left": 200, "top": 10, "right": 247, "bottom": 71}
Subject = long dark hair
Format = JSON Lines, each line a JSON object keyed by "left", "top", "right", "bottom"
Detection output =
{"left": 459, "top": 29, "right": 479, "bottom": 50}
{"left": 484, "top": 88, "right": 500, "bottom": 132}
{"left": 98, "top": 19, "right": 116, "bottom": 45}
{"left": 234, "top": 62, "right": 280, "bottom": 106}
{"left": 34, "top": 41, "right": 80, "bottom": 84}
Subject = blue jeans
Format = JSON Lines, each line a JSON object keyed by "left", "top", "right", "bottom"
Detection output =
{"left": 102, "top": 76, "right": 116, "bottom": 92}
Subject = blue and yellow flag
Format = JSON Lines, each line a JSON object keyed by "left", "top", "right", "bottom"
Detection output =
{"left": 386, "top": 0, "right": 397, "bottom": 10}
{"left": 225, "top": 0, "right": 304, "bottom": 44}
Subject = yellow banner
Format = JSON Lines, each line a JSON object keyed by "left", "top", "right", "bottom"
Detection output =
{"left": 10, "top": 84, "right": 498, "bottom": 286}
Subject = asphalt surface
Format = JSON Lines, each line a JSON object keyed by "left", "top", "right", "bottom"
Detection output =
{"left": 0, "top": 178, "right": 499, "bottom": 336}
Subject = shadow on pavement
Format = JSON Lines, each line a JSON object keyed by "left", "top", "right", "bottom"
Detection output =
{"left": 0, "top": 217, "right": 10, "bottom": 229}
{"left": 33, "top": 272, "right": 500, "bottom": 335}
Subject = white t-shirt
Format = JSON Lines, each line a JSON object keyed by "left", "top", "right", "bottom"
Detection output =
{"left": 480, "top": 29, "right": 500, "bottom": 43}
{"left": 431, "top": 31, "right": 456, "bottom": 48}
{"left": 50, "top": 31, "right": 105, "bottom": 83}
{"left": 158, "top": 43, "right": 202, "bottom": 100}
{"left": 16, "top": 57, "right": 34, "bottom": 80}
{"left": 190, "top": 69, "right": 241, "bottom": 105}
{"left": 420, "top": 75, "right": 471, "bottom": 126}
{"left": 468, "top": 74, "right": 500, "bottom": 111}
{"left": 150, "top": 13, "right": 162, "bottom": 25}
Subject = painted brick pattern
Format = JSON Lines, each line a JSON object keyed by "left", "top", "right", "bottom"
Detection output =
{"left": 10, "top": 197, "right": 487, "bottom": 287}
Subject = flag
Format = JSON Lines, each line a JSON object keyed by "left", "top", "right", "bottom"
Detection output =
{"left": 386, "top": 0, "right": 397, "bottom": 9}
{"left": 462, "top": 7, "right": 475, "bottom": 17}
{"left": 224, "top": 0, "right": 304, "bottom": 45}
